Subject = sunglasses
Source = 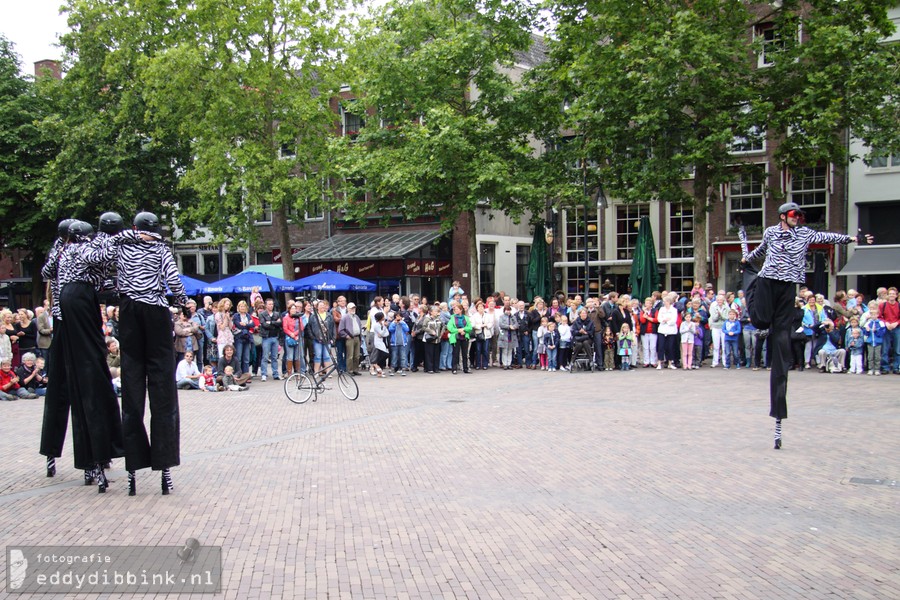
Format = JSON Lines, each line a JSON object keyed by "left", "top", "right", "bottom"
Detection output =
{"left": 785, "top": 210, "right": 803, "bottom": 219}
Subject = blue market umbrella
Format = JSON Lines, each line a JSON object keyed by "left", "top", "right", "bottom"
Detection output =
{"left": 166, "top": 274, "right": 207, "bottom": 296}
{"left": 201, "top": 270, "right": 298, "bottom": 294}
{"left": 292, "top": 270, "right": 376, "bottom": 292}
{"left": 628, "top": 216, "right": 660, "bottom": 302}
{"left": 178, "top": 274, "right": 207, "bottom": 296}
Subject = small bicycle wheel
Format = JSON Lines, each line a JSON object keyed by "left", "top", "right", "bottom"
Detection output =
{"left": 284, "top": 373, "right": 314, "bottom": 404}
{"left": 337, "top": 371, "right": 359, "bottom": 401}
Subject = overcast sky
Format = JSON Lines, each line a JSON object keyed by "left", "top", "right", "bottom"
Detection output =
{"left": 1, "top": 0, "right": 69, "bottom": 75}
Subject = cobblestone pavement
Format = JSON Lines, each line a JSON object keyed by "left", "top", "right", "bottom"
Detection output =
{"left": 1, "top": 366, "right": 898, "bottom": 599}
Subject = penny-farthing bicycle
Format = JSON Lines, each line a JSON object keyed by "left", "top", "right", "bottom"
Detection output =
{"left": 284, "top": 346, "right": 359, "bottom": 404}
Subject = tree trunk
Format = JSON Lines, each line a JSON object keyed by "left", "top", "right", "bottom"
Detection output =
{"left": 31, "top": 254, "right": 46, "bottom": 308}
{"left": 273, "top": 204, "right": 294, "bottom": 282}
{"left": 692, "top": 168, "right": 711, "bottom": 288}
{"left": 467, "top": 209, "right": 479, "bottom": 299}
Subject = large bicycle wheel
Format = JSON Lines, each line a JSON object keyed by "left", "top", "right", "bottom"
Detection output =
{"left": 337, "top": 371, "right": 359, "bottom": 401}
{"left": 284, "top": 373, "right": 314, "bottom": 404}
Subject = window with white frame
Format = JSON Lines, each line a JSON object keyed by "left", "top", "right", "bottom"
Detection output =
{"left": 755, "top": 22, "right": 782, "bottom": 67}
{"left": 564, "top": 205, "right": 601, "bottom": 296}
{"left": 615, "top": 203, "right": 649, "bottom": 260}
{"left": 255, "top": 200, "right": 273, "bottom": 224}
{"left": 731, "top": 104, "right": 765, "bottom": 154}
{"left": 868, "top": 151, "right": 900, "bottom": 171}
{"left": 288, "top": 174, "right": 326, "bottom": 222}
{"left": 728, "top": 167, "right": 765, "bottom": 229}
{"left": 479, "top": 243, "right": 496, "bottom": 300}
{"left": 669, "top": 204, "right": 694, "bottom": 293}
{"left": 789, "top": 165, "right": 828, "bottom": 227}
{"left": 341, "top": 103, "right": 365, "bottom": 139}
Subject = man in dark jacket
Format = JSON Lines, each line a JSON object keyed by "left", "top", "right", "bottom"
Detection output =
{"left": 587, "top": 298, "right": 607, "bottom": 369}
{"left": 258, "top": 298, "right": 283, "bottom": 381}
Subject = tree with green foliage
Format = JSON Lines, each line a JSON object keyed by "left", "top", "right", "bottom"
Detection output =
{"left": 335, "top": 0, "right": 547, "bottom": 294}
{"left": 40, "top": 0, "right": 194, "bottom": 234}
{"left": 136, "top": 0, "right": 346, "bottom": 280}
{"left": 0, "top": 36, "right": 58, "bottom": 301}
{"left": 532, "top": 0, "right": 900, "bottom": 285}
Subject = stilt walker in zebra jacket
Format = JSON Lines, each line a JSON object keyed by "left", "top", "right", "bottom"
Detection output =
{"left": 86, "top": 211, "right": 187, "bottom": 495}
{"left": 39, "top": 218, "right": 75, "bottom": 478}
{"left": 55, "top": 220, "right": 125, "bottom": 492}
{"left": 741, "top": 203, "right": 872, "bottom": 449}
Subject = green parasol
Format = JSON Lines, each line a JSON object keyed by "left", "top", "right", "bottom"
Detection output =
{"left": 628, "top": 216, "right": 660, "bottom": 302}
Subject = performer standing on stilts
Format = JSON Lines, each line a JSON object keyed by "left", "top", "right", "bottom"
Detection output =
{"left": 56, "top": 221, "right": 124, "bottom": 491}
{"left": 742, "top": 202, "right": 872, "bottom": 449}
{"left": 87, "top": 211, "right": 186, "bottom": 495}
{"left": 39, "top": 218, "right": 75, "bottom": 478}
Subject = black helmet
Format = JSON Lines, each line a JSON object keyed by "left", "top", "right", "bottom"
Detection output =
{"left": 98, "top": 211, "right": 125, "bottom": 234}
{"left": 133, "top": 211, "right": 161, "bottom": 233}
{"left": 57, "top": 218, "right": 76, "bottom": 239}
{"left": 67, "top": 220, "right": 94, "bottom": 240}
{"left": 778, "top": 202, "right": 805, "bottom": 216}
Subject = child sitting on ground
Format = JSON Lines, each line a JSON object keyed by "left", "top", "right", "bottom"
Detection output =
{"left": 222, "top": 365, "right": 247, "bottom": 391}
{"left": 200, "top": 364, "right": 221, "bottom": 392}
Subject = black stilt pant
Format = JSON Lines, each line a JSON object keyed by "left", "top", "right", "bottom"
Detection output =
{"left": 58, "top": 283, "right": 124, "bottom": 469}
{"left": 119, "top": 297, "right": 180, "bottom": 472}
{"left": 748, "top": 276, "right": 795, "bottom": 420}
{"left": 40, "top": 319, "right": 69, "bottom": 459}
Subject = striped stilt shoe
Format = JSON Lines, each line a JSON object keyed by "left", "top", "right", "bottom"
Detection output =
{"left": 46, "top": 456, "right": 56, "bottom": 478}
{"left": 96, "top": 465, "right": 109, "bottom": 494}
{"left": 84, "top": 467, "right": 95, "bottom": 486}
{"left": 161, "top": 469, "right": 173, "bottom": 495}
{"left": 128, "top": 471, "right": 136, "bottom": 496}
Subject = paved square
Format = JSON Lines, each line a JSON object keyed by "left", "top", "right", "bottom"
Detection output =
{"left": 1, "top": 368, "right": 898, "bottom": 599}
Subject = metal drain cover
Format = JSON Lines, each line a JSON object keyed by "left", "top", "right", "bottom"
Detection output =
{"left": 447, "top": 400, "right": 465, "bottom": 403}
{"left": 849, "top": 477, "right": 897, "bottom": 486}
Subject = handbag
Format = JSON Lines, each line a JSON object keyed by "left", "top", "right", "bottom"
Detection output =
{"left": 475, "top": 331, "right": 485, "bottom": 341}
{"left": 285, "top": 336, "right": 298, "bottom": 347}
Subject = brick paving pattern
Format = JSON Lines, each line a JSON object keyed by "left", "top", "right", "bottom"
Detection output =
{"left": 1, "top": 368, "right": 898, "bottom": 599}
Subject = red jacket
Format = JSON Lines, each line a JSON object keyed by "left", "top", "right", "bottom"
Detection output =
{"left": 0, "top": 368, "right": 21, "bottom": 392}
{"left": 282, "top": 313, "right": 303, "bottom": 341}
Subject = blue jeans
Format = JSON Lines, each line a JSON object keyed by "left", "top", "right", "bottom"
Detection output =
{"left": 335, "top": 338, "right": 347, "bottom": 372}
{"left": 234, "top": 338, "right": 251, "bottom": 375}
{"left": 519, "top": 332, "right": 533, "bottom": 366}
{"left": 313, "top": 341, "right": 331, "bottom": 367}
{"left": 261, "top": 337, "right": 280, "bottom": 378}
{"left": 882, "top": 327, "right": 900, "bottom": 373}
{"left": 474, "top": 338, "right": 489, "bottom": 368}
{"left": 724, "top": 339, "right": 740, "bottom": 368}
{"left": 531, "top": 331, "right": 542, "bottom": 365}
{"left": 440, "top": 340, "right": 452, "bottom": 369}
{"left": 547, "top": 347, "right": 557, "bottom": 370}
{"left": 284, "top": 341, "right": 306, "bottom": 373}
{"left": 390, "top": 345, "right": 409, "bottom": 371}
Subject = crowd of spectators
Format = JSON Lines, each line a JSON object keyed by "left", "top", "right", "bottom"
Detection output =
{"left": 1, "top": 281, "right": 897, "bottom": 400}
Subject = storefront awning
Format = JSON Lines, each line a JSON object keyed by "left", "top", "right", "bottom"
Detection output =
{"left": 292, "top": 230, "right": 443, "bottom": 262}
{"left": 838, "top": 245, "right": 900, "bottom": 276}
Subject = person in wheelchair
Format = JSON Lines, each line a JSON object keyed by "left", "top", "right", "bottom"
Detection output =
{"left": 570, "top": 308, "right": 595, "bottom": 370}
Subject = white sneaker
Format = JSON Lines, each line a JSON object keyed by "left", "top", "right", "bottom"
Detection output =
{"left": 261, "top": 375, "right": 267, "bottom": 382}
{"left": 868, "top": 370, "right": 874, "bottom": 375}
{"left": 668, "top": 363, "right": 678, "bottom": 370}
{"left": 401, "top": 370, "right": 406, "bottom": 377}
{"left": 656, "top": 364, "right": 662, "bottom": 370}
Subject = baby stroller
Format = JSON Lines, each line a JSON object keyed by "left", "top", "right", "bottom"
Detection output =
{"left": 569, "top": 340, "right": 596, "bottom": 373}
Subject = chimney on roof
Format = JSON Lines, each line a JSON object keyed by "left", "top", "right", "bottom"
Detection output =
{"left": 34, "top": 60, "right": 61, "bottom": 80}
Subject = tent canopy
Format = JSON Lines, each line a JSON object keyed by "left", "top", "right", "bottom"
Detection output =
{"left": 292, "top": 270, "right": 376, "bottom": 292}
{"left": 838, "top": 245, "right": 900, "bottom": 276}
